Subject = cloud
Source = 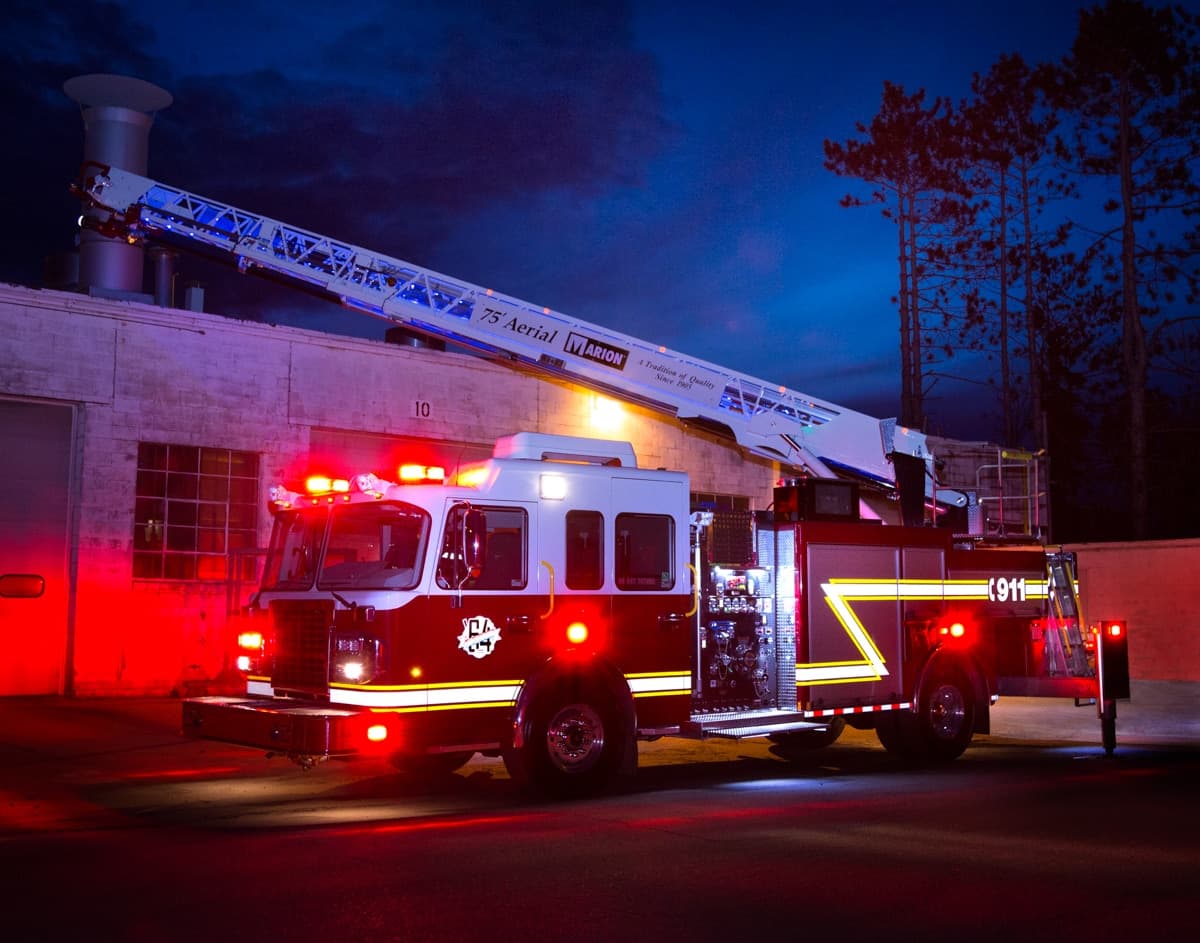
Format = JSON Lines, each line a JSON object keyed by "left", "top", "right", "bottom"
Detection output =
{"left": 1, "top": 0, "right": 674, "bottom": 319}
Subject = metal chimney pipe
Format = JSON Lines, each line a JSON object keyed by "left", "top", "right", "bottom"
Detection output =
{"left": 64, "top": 74, "right": 172, "bottom": 298}
{"left": 149, "top": 247, "right": 177, "bottom": 307}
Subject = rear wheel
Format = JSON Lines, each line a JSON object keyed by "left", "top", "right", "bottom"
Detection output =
{"left": 876, "top": 666, "right": 976, "bottom": 763}
{"left": 504, "top": 679, "right": 631, "bottom": 798}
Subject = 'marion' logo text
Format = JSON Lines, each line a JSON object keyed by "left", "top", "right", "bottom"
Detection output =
{"left": 564, "top": 332, "right": 629, "bottom": 371}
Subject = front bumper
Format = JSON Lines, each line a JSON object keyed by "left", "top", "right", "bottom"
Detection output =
{"left": 181, "top": 696, "right": 372, "bottom": 758}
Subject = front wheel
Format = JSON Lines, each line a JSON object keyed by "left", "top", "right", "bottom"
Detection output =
{"left": 877, "top": 666, "right": 976, "bottom": 763}
{"left": 504, "top": 680, "right": 632, "bottom": 798}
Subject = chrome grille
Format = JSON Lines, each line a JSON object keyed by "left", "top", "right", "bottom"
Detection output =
{"left": 270, "top": 599, "right": 334, "bottom": 693}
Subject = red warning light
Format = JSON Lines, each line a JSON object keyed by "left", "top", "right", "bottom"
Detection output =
{"left": 305, "top": 475, "right": 350, "bottom": 494}
{"left": 365, "top": 723, "right": 389, "bottom": 743}
{"left": 565, "top": 622, "right": 589, "bottom": 645}
{"left": 1106, "top": 622, "right": 1124, "bottom": 639}
{"left": 237, "top": 631, "right": 264, "bottom": 650}
{"left": 398, "top": 464, "right": 447, "bottom": 484}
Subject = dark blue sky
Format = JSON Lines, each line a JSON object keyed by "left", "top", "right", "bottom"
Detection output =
{"left": 5, "top": 0, "right": 1178, "bottom": 437}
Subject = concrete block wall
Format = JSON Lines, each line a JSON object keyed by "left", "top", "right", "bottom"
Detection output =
{"left": 5, "top": 285, "right": 1196, "bottom": 695}
{"left": 1071, "top": 539, "right": 1200, "bottom": 683}
{"left": 1, "top": 286, "right": 779, "bottom": 694}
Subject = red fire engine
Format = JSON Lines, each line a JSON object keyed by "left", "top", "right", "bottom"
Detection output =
{"left": 72, "top": 164, "right": 1130, "bottom": 796}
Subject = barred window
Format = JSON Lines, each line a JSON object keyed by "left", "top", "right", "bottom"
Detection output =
{"left": 690, "top": 492, "right": 750, "bottom": 512}
{"left": 133, "top": 443, "right": 260, "bottom": 581}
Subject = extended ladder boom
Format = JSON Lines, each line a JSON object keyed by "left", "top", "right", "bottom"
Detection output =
{"left": 73, "top": 162, "right": 944, "bottom": 495}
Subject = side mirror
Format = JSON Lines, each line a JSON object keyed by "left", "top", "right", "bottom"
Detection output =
{"left": 463, "top": 509, "right": 486, "bottom": 579}
{"left": 0, "top": 574, "right": 46, "bottom": 599}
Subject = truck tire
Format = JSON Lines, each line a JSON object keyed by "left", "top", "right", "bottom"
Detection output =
{"left": 504, "top": 678, "right": 630, "bottom": 798}
{"left": 876, "top": 665, "right": 975, "bottom": 764}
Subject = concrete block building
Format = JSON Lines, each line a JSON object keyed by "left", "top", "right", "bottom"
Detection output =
{"left": 0, "top": 283, "right": 780, "bottom": 696}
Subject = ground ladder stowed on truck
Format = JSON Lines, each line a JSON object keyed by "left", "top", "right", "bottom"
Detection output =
{"left": 72, "top": 165, "right": 1130, "bottom": 796}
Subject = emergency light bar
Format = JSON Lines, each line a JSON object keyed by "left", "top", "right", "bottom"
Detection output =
{"left": 398, "top": 464, "right": 446, "bottom": 483}
{"left": 269, "top": 463, "right": 457, "bottom": 510}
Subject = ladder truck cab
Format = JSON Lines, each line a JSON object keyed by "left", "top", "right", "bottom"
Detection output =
{"left": 185, "top": 432, "right": 1128, "bottom": 796}
{"left": 70, "top": 163, "right": 1130, "bottom": 795}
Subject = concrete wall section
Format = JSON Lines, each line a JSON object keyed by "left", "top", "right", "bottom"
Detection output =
{"left": 2, "top": 284, "right": 1196, "bottom": 696}
{"left": 1071, "top": 539, "right": 1200, "bottom": 683}
{"left": 0, "top": 285, "right": 778, "bottom": 695}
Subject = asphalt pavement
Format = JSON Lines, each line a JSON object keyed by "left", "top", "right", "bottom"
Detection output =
{"left": 986, "top": 679, "right": 1200, "bottom": 745}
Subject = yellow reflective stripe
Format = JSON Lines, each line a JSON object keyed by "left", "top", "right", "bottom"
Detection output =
{"left": 330, "top": 672, "right": 694, "bottom": 709}
{"left": 330, "top": 682, "right": 522, "bottom": 710}
{"left": 817, "top": 580, "right": 890, "bottom": 682}
{"left": 801, "top": 574, "right": 1049, "bottom": 687}
{"left": 626, "top": 671, "right": 691, "bottom": 697}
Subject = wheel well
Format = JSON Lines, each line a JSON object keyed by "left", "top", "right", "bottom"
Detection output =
{"left": 510, "top": 653, "right": 634, "bottom": 750}
{"left": 915, "top": 649, "right": 991, "bottom": 735}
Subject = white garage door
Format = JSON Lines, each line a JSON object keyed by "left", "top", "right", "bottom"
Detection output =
{"left": 0, "top": 400, "right": 74, "bottom": 695}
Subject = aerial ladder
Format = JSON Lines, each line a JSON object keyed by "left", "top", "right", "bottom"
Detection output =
{"left": 72, "top": 162, "right": 965, "bottom": 510}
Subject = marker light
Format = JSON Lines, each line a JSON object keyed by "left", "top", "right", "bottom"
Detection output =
{"left": 1106, "top": 622, "right": 1124, "bottom": 639}
{"left": 566, "top": 621, "right": 589, "bottom": 645}
{"left": 236, "top": 655, "right": 251, "bottom": 672}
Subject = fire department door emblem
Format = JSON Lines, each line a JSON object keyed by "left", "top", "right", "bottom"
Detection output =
{"left": 458, "top": 615, "right": 502, "bottom": 659}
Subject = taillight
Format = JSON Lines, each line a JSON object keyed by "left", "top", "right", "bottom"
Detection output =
{"left": 1095, "top": 619, "right": 1130, "bottom": 700}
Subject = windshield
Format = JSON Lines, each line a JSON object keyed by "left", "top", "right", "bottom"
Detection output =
{"left": 318, "top": 502, "right": 431, "bottom": 591}
{"left": 261, "top": 509, "right": 327, "bottom": 590}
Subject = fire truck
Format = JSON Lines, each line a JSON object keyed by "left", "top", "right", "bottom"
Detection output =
{"left": 72, "top": 164, "right": 1131, "bottom": 796}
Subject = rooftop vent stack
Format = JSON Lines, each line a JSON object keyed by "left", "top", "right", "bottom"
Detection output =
{"left": 64, "top": 74, "right": 172, "bottom": 299}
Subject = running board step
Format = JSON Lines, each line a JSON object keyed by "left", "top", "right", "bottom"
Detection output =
{"left": 684, "top": 712, "right": 828, "bottom": 740}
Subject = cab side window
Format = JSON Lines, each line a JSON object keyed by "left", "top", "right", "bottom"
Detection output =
{"left": 566, "top": 510, "right": 603, "bottom": 590}
{"left": 437, "top": 505, "right": 528, "bottom": 591}
{"left": 615, "top": 513, "right": 674, "bottom": 591}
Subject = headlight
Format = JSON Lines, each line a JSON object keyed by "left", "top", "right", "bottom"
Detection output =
{"left": 331, "top": 632, "right": 385, "bottom": 684}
